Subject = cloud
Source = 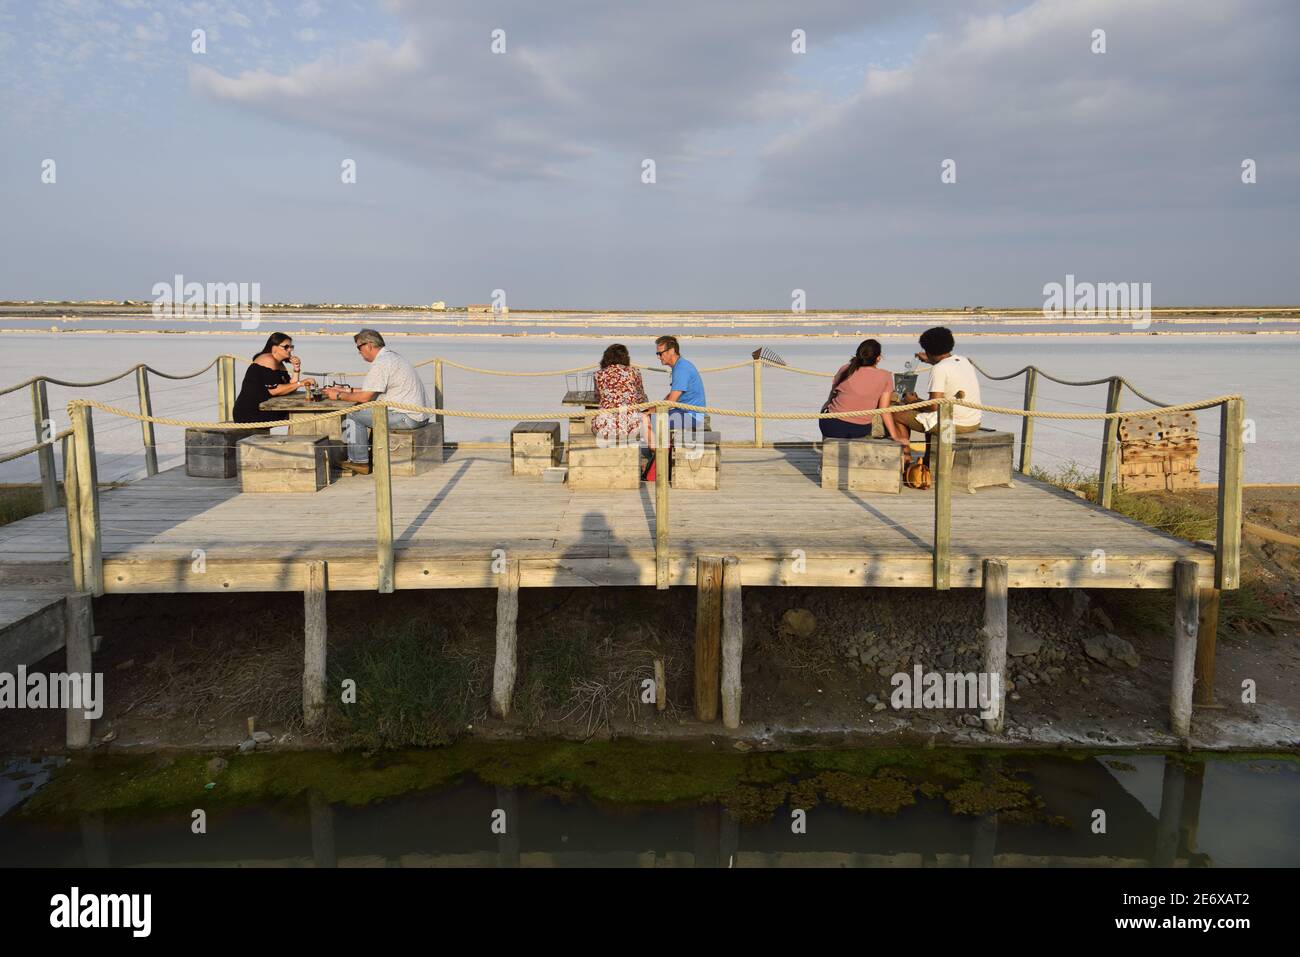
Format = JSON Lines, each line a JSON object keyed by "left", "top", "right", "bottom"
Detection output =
{"left": 189, "top": 0, "right": 1006, "bottom": 181}
{"left": 753, "top": 0, "right": 1300, "bottom": 223}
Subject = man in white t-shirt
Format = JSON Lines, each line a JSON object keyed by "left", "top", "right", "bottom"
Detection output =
{"left": 323, "top": 329, "right": 431, "bottom": 474}
{"left": 892, "top": 326, "right": 983, "bottom": 436}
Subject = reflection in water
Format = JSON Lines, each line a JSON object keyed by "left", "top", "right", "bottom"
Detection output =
{"left": 0, "top": 754, "right": 1295, "bottom": 868}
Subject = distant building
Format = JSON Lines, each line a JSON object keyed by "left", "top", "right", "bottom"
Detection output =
{"left": 467, "top": 303, "right": 508, "bottom": 316}
{"left": 430, "top": 301, "right": 447, "bottom": 311}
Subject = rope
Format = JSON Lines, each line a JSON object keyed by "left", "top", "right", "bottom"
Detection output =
{"left": 68, "top": 392, "right": 1241, "bottom": 428}
{"left": 0, "top": 429, "right": 73, "bottom": 464}
{"left": 0, "top": 359, "right": 223, "bottom": 397}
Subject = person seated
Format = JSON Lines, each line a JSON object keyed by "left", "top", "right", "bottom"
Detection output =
{"left": 232, "top": 333, "right": 316, "bottom": 423}
{"left": 819, "top": 338, "right": 910, "bottom": 446}
{"left": 891, "top": 326, "right": 983, "bottom": 437}
{"left": 654, "top": 335, "right": 706, "bottom": 432}
{"left": 322, "top": 329, "right": 430, "bottom": 475}
{"left": 591, "top": 344, "right": 651, "bottom": 447}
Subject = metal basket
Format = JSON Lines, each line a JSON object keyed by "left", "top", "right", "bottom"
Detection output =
{"left": 566, "top": 372, "right": 595, "bottom": 395}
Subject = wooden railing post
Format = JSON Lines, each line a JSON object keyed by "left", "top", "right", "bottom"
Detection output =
{"left": 372, "top": 404, "right": 394, "bottom": 594}
{"left": 223, "top": 355, "right": 237, "bottom": 422}
{"left": 655, "top": 405, "right": 670, "bottom": 589}
{"left": 933, "top": 402, "right": 954, "bottom": 590}
{"left": 136, "top": 366, "right": 158, "bottom": 476}
{"left": 1215, "top": 397, "right": 1244, "bottom": 590}
{"left": 433, "top": 359, "right": 445, "bottom": 435}
{"left": 752, "top": 358, "right": 763, "bottom": 448}
{"left": 32, "top": 380, "right": 58, "bottom": 511}
{"left": 216, "top": 357, "right": 229, "bottom": 422}
{"left": 70, "top": 403, "right": 103, "bottom": 597}
{"left": 1019, "top": 368, "right": 1038, "bottom": 474}
{"left": 62, "top": 433, "right": 85, "bottom": 593}
{"left": 694, "top": 555, "right": 724, "bottom": 721}
{"left": 1097, "top": 377, "right": 1123, "bottom": 508}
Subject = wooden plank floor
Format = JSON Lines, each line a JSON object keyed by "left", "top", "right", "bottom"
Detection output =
{"left": 0, "top": 447, "right": 1213, "bottom": 592}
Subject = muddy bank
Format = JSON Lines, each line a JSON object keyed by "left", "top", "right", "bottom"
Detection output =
{"left": 1, "top": 583, "right": 1296, "bottom": 757}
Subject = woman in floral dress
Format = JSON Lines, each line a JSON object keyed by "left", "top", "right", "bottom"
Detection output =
{"left": 592, "top": 343, "right": 651, "bottom": 447}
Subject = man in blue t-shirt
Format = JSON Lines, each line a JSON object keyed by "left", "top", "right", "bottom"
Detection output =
{"left": 655, "top": 335, "right": 706, "bottom": 430}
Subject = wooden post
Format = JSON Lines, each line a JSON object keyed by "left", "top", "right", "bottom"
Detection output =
{"left": 70, "top": 404, "right": 103, "bottom": 597}
{"left": 433, "top": 359, "right": 445, "bottom": 434}
{"left": 491, "top": 558, "right": 521, "bottom": 718}
{"left": 694, "top": 556, "right": 723, "bottom": 722}
{"left": 654, "top": 658, "right": 666, "bottom": 712}
{"left": 32, "top": 380, "right": 58, "bottom": 511}
{"left": 1018, "top": 368, "right": 1038, "bottom": 474}
{"left": 1193, "top": 587, "right": 1220, "bottom": 706}
{"left": 1097, "top": 377, "right": 1123, "bottom": 508}
{"left": 932, "top": 402, "right": 954, "bottom": 590}
{"left": 720, "top": 556, "right": 743, "bottom": 729}
{"left": 752, "top": 358, "right": 763, "bottom": 448}
{"left": 303, "top": 560, "right": 328, "bottom": 730}
{"left": 222, "top": 355, "right": 237, "bottom": 422}
{"left": 1215, "top": 397, "right": 1244, "bottom": 590}
{"left": 980, "top": 559, "right": 1008, "bottom": 733}
{"left": 1170, "top": 560, "right": 1199, "bottom": 738}
{"left": 372, "top": 405, "right": 394, "bottom": 594}
{"left": 64, "top": 592, "right": 94, "bottom": 750}
{"left": 216, "top": 358, "right": 229, "bottom": 422}
{"left": 135, "top": 366, "right": 158, "bottom": 477}
{"left": 654, "top": 406, "right": 670, "bottom": 590}
{"left": 62, "top": 433, "right": 85, "bottom": 593}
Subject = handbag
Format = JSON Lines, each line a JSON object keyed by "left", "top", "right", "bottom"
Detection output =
{"left": 904, "top": 454, "right": 931, "bottom": 490}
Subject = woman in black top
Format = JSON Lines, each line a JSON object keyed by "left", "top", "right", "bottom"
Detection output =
{"left": 232, "top": 332, "right": 316, "bottom": 423}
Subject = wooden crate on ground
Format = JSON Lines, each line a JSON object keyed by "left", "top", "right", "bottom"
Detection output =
{"left": 238, "top": 434, "right": 331, "bottom": 493}
{"left": 567, "top": 434, "right": 640, "bottom": 490}
{"left": 1118, "top": 411, "right": 1199, "bottom": 492}
{"left": 390, "top": 421, "right": 443, "bottom": 477}
{"left": 820, "top": 438, "right": 903, "bottom": 493}
{"left": 511, "top": 421, "right": 562, "bottom": 476}
{"left": 185, "top": 426, "right": 269, "bottom": 478}
{"left": 950, "top": 429, "right": 1015, "bottom": 493}
{"left": 671, "top": 430, "right": 721, "bottom": 490}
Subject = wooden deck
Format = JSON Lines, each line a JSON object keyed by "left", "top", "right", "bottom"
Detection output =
{"left": 0, "top": 445, "right": 1213, "bottom": 594}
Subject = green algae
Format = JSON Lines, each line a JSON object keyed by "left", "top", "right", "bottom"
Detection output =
{"left": 23, "top": 742, "right": 1289, "bottom": 826}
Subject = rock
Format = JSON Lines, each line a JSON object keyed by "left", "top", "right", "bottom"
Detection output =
{"left": 237, "top": 739, "right": 257, "bottom": 753}
{"left": 1089, "top": 605, "right": 1116, "bottom": 632}
{"left": 1101, "top": 633, "right": 1140, "bottom": 668}
{"left": 99, "top": 730, "right": 117, "bottom": 744}
{"left": 961, "top": 714, "right": 982, "bottom": 728}
{"left": 1050, "top": 588, "right": 1091, "bottom": 623}
{"left": 1082, "top": 635, "right": 1110, "bottom": 663}
{"left": 877, "top": 665, "right": 894, "bottom": 678}
{"left": 866, "top": 694, "right": 880, "bottom": 705}
{"left": 872, "top": 702, "right": 887, "bottom": 712}
{"left": 733, "top": 741, "right": 752, "bottom": 752}
{"left": 251, "top": 731, "right": 273, "bottom": 743}
{"left": 206, "top": 757, "right": 229, "bottom": 776}
{"left": 780, "top": 608, "right": 817, "bottom": 639}
{"left": 1007, "top": 625, "right": 1042, "bottom": 658}
{"left": 859, "top": 650, "right": 872, "bottom": 664}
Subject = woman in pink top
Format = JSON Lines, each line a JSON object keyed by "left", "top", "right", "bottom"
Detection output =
{"left": 819, "top": 339, "right": 909, "bottom": 444}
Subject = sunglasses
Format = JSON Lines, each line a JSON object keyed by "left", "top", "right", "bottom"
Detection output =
{"left": 278, "top": 343, "right": 294, "bottom": 351}
{"left": 655, "top": 349, "right": 669, "bottom": 356}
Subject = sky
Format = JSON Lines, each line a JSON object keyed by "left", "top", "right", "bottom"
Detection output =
{"left": 1, "top": 0, "right": 1297, "bottom": 309}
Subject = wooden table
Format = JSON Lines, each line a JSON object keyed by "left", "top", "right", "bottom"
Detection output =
{"left": 561, "top": 390, "right": 599, "bottom": 439}
{"left": 261, "top": 396, "right": 354, "bottom": 465}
